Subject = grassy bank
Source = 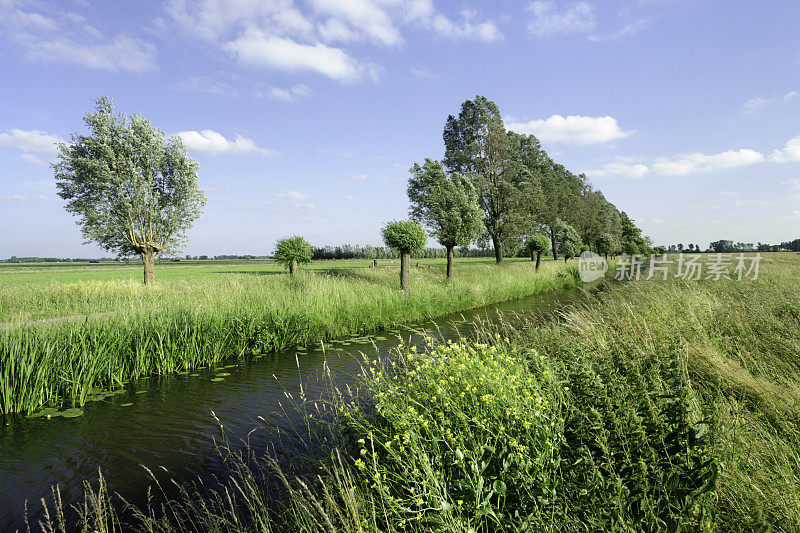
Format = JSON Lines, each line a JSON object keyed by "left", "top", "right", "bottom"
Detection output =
{"left": 0, "top": 260, "right": 577, "bottom": 414}
{"left": 53, "top": 253, "right": 800, "bottom": 531}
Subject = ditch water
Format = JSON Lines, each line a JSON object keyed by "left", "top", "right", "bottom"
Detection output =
{"left": 0, "top": 288, "right": 592, "bottom": 531}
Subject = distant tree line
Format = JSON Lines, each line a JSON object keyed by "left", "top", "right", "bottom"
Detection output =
{"left": 656, "top": 240, "right": 800, "bottom": 254}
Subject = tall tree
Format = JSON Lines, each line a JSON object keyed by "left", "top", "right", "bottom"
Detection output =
{"left": 443, "top": 95, "right": 518, "bottom": 263}
{"left": 538, "top": 164, "right": 585, "bottom": 259}
{"left": 407, "top": 159, "right": 483, "bottom": 280}
{"left": 54, "top": 96, "right": 206, "bottom": 285}
{"left": 555, "top": 220, "right": 582, "bottom": 262}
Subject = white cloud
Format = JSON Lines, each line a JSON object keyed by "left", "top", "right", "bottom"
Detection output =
{"left": 176, "top": 130, "right": 275, "bottom": 156}
{"left": 273, "top": 191, "right": 308, "bottom": 200}
{"left": 225, "top": 32, "right": 366, "bottom": 82}
{"left": 589, "top": 19, "right": 651, "bottom": 42}
{"left": 270, "top": 190, "right": 315, "bottom": 211}
{"left": 167, "top": 0, "right": 500, "bottom": 83}
{"left": 0, "top": 194, "right": 28, "bottom": 203}
{"left": 348, "top": 173, "right": 368, "bottom": 181}
{"left": 717, "top": 191, "right": 740, "bottom": 197}
{"left": 652, "top": 149, "right": 765, "bottom": 175}
{"left": 1, "top": 1, "right": 156, "bottom": 73}
{"left": 25, "top": 35, "right": 156, "bottom": 73}
{"left": 526, "top": 1, "right": 595, "bottom": 37}
{"left": 769, "top": 135, "right": 800, "bottom": 163}
{"left": 0, "top": 129, "right": 64, "bottom": 156}
{"left": 587, "top": 161, "right": 649, "bottom": 179}
{"left": 19, "top": 153, "right": 47, "bottom": 166}
{"left": 506, "top": 115, "right": 632, "bottom": 145}
{"left": 743, "top": 91, "right": 799, "bottom": 114}
{"left": 267, "top": 84, "right": 311, "bottom": 101}
{"left": 782, "top": 178, "right": 800, "bottom": 189}
{"left": 430, "top": 11, "right": 502, "bottom": 42}
{"left": 169, "top": 76, "right": 239, "bottom": 97}
{"left": 311, "top": 0, "right": 403, "bottom": 46}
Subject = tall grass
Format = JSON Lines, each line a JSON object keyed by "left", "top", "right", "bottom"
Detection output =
{"left": 29, "top": 254, "right": 800, "bottom": 531}
{"left": 1, "top": 261, "right": 577, "bottom": 414}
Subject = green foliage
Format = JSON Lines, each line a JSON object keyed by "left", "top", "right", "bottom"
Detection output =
{"left": 273, "top": 236, "right": 313, "bottom": 269}
{"left": 525, "top": 234, "right": 550, "bottom": 255}
{"left": 407, "top": 159, "right": 483, "bottom": 249}
{"left": 555, "top": 220, "right": 582, "bottom": 259}
{"left": 623, "top": 240, "right": 641, "bottom": 255}
{"left": 341, "top": 340, "right": 564, "bottom": 531}
{"left": 595, "top": 232, "right": 616, "bottom": 256}
{"left": 381, "top": 220, "right": 427, "bottom": 254}
{"left": 443, "top": 95, "right": 520, "bottom": 260}
{"left": 54, "top": 96, "right": 206, "bottom": 258}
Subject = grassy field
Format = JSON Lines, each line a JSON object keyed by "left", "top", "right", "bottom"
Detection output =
{"left": 0, "top": 257, "right": 575, "bottom": 414}
{"left": 59, "top": 253, "right": 800, "bottom": 531}
{"left": 0, "top": 257, "right": 534, "bottom": 322}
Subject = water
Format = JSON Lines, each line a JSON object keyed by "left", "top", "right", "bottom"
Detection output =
{"left": 0, "top": 288, "right": 589, "bottom": 531}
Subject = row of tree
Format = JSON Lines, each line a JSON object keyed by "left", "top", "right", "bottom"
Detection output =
{"left": 403, "top": 95, "right": 650, "bottom": 279}
{"left": 51, "top": 95, "right": 649, "bottom": 286}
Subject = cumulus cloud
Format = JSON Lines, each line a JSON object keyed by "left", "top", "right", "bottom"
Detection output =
{"left": 267, "top": 84, "right": 311, "bottom": 101}
{"left": 0, "top": 194, "right": 28, "bottom": 204}
{"left": 526, "top": 1, "right": 594, "bottom": 37}
{"left": 1, "top": 1, "right": 156, "bottom": 73}
{"left": 743, "top": 91, "right": 798, "bottom": 114}
{"left": 430, "top": 11, "right": 502, "bottom": 42}
{"left": 769, "top": 135, "right": 800, "bottom": 163}
{"left": 166, "top": 0, "right": 500, "bottom": 82}
{"left": 652, "top": 149, "right": 765, "bottom": 175}
{"left": 0, "top": 129, "right": 64, "bottom": 156}
{"left": 176, "top": 130, "right": 275, "bottom": 156}
{"left": 311, "top": 0, "right": 403, "bottom": 46}
{"left": 506, "top": 115, "right": 632, "bottom": 145}
{"left": 588, "top": 19, "right": 651, "bottom": 42}
{"left": 273, "top": 191, "right": 308, "bottom": 200}
{"left": 587, "top": 161, "right": 650, "bottom": 179}
{"left": 19, "top": 154, "right": 47, "bottom": 166}
{"left": 225, "top": 32, "right": 367, "bottom": 82}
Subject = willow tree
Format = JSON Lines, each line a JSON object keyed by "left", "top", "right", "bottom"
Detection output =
{"left": 54, "top": 96, "right": 206, "bottom": 285}
{"left": 382, "top": 220, "right": 427, "bottom": 290}
{"left": 274, "top": 236, "right": 313, "bottom": 276}
{"left": 443, "top": 95, "right": 518, "bottom": 263}
{"left": 408, "top": 159, "right": 483, "bottom": 280}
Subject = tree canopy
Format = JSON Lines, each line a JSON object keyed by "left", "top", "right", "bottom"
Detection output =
{"left": 408, "top": 159, "right": 483, "bottom": 279}
{"left": 54, "top": 96, "right": 206, "bottom": 284}
{"left": 274, "top": 236, "right": 313, "bottom": 276}
{"left": 382, "top": 220, "right": 428, "bottom": 254}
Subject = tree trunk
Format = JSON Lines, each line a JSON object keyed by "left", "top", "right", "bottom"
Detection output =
{"left": 535, "top": 252, "right": 541, "bottom": 271}
{"left": 289, "top": 259, "right": 298, "bottom": 276}
{"left": 400, "top": 253, "right": 410, "bottom": 290}
{"left": 492, "top": 234, "right": 503, "bottom": 263}
{"left": 550, "top": 227, "right": 558, "bottom": 260}
{"left": 446, "top": 245, "right": 454, "bottom": 280}
{"left": 142, "top": 251, "right": 156, "bottom": 285}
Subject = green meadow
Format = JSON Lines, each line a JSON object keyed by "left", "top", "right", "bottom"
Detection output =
{"left": 0, "top": 257, "right": 575, "bottom": 415}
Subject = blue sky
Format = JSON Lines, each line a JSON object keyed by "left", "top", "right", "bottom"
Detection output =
{"left": 1, "top": 0, "right": 800, "bottom": 258}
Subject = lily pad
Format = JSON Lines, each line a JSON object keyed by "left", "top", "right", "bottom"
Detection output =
{"left": 27, "top": 407, "right": 59, "bottom": 419}
{"left": 190, "top": 373, "right": 199, "bottom": 377}
{"left": 135, "top": 390, "right": 148, "bottom": 395}
{"left": 210, "top": 377, "right": 225, "bottom": 382}
{"left": 119, "top": 403, "right": 134, "bottom": 407}
{"left": 215, "top": 372, "right": 231, "bottom": 377}
{"left": 61, "top": 408, "right": 84, "bottom": 418}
